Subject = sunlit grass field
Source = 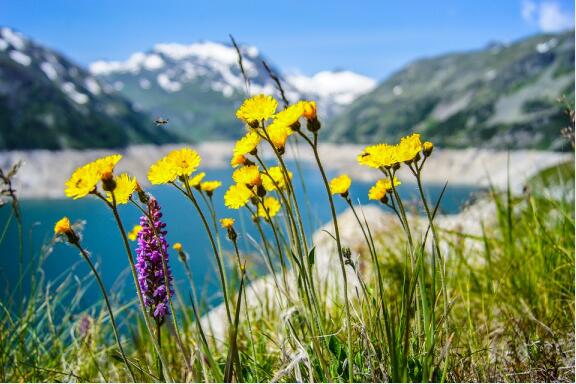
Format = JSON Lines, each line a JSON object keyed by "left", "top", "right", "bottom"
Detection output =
{"left": 0, "top": 90, "right": 574, "bottom": 383}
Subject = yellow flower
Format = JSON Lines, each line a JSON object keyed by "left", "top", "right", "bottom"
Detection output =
{"left": 233, "top": 165, "right": 261, "bottom": 186}
{"left": 173, "top": 242, "right": 183, "bottom": 251}
{"left": 329, "top": 174, "right": 352, "bottom": 196}
{"left": 93, "top": 154, "right": 122, "bottom": 174}
{"left": 236, "top": 94, "right": 278, "bottom": 126}
{"left": 189, "top": 172, "right": 206, "bottom": 188}
{"left": 368, "top": 181, "right": 386, "bottom": 201}
{"left": 200, "top": 180, "right": 222, "bottom": 193}
{"left": 302, "top": 100, "right": 317, "bottom": 119}
{"left": 274, "top": 102, "right": 304, "bottom": 127}
{"left": 368, "top": 178, "right": 401, "bottom": 201}
{"left": 357, "top": 143, "right": 398, "bottom": 169}
{"left": 220, "top": 218, "right": 235, "bottom": 229}
{"left": 54, "top": 217, "right": 72, "bottom": 235}
{"left": 224, "top": 183, "right": 253, "bottom": 209}
{"left": 423, "top": 141, "right": 434, "bottom": 157}
{"left": 257, "top": 197, "right": 281, "bottom": 219}
{"left": 266, "top": 121, "right": 292, "bottom": 150}
{"left": 166, "top": 147, "right": 202, "bottom": 177}
{"left": 395, "top": 133, "right": 423, "bottom": 163}
{"left": 383, "top": 177, "right": 401, "bottom": 191}
{"left": 234, "top": 131, "right": 261, "bottom": 156}
{"left": 148, "top": 157, "right": 178, "bottom": 185}
{"left": 262, "top": 166, "right": 292, "bottom": 191}
{"left": 148, "top": 148, "right": 201, "bottom": 184}
{"left": 230, "top": 154, "right": 247, "bottom": 168}
{"left": 128, "top": 224, "right": 142, "bottom": 241}
{"left": 106, "top": 173, "right": 137, "bottom": 205}
{"left": 65, "top": 163, "right": 101, "bottom": 199}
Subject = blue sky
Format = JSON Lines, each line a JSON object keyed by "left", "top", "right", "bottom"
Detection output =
{"left": 1, "top": 0, "right": 574, "bottom": 79}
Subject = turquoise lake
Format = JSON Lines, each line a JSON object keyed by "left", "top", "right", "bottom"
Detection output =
{"left": 0, "top": 163, "right": 480, "bottom": 310}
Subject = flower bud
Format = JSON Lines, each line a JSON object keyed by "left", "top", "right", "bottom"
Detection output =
{"left": 256, "top": 184, "right": 267, "bottom": 198}
{"left": 423, "top": 141, "right": 434, "bottom": 157}
{"left": 306, "top": 118, "right": 321, "bottom": 133}
{"left": 101, "top": 170, "right": 116, "bottom": 192}
{"left": 379, "top": 194, "right": 389, "bottom": 205}
{"left": 135, "top": 182, "right": 149, "bottom": 204}
{"left": 54, "top": 217, "right": 79, "bottom": 244}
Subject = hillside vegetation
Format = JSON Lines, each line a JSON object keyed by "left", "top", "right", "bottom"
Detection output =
{"left": 329, "top": 31, "right": 574, "bottom": 150}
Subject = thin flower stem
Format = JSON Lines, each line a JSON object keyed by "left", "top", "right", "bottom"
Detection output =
{"left": 345, "top": 198, "right": 385, "bottom": 310}
{"left": 98, "top": 193, "right": 173, "bottom": 382}
{"left": 178, "top": 179, "right": 233, "bottom": 325}
{"left": 247, "top": 205, "right": 287, "bottom": 299}
{"left": 257, "top": 125, "right": 309, "bottom": 257}
{"left": 301, "top": 130, "right": 354, "bottom": 382}
{"left": 411, "top": 161, "right": 449, "bottom": 379}
{"left": 156, "top": 320, "right": 164, "bottom": 382}
{"left": 72, "top": 241, "right": 136, "bottom": 382}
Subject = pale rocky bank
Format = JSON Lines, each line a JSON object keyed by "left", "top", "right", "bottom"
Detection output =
{"left": 0, "top": 142, "right": 570, "bottom": 198}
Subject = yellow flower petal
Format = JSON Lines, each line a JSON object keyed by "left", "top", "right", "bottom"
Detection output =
{"left": 235, "top": 94, "right": 278, "bottom": 126}
{"left": 220, "top": 218, "right": 235, "bottom": 229}
{"left": 54, "top": 217, "right": 71, "bottom": 235}
{"left": 234, "top": 131, "right": 261, "bottom": 156}
{"left": 189, "top": 172, "right": 206, "bottom": 188}
{"left": 106, "top": 173, "right": 137, "bottom": 205}
{"left": 224, "top": 183, "right": 253, "bottom": 209}
{"left": 262, "top": 166, "right": 292, "bottom": 191}
{"left": 233, "top": 165, "right": 261, "bottom": 186}
{"left": 329, "top": 174, "right": 352, "bottom": 195}
{"left": 257, "top": 197, "right": 281, "bottom": 218}
{"left": 395, "top": 133, "right": 423, "bottom": 163}
{"left": 357, "top": 143, "right": 398, "bottom": 169}
{"left": 128, "top": 224, "right": 142, "bottom": 241}
{"left": 200, "top": 180, "right": 222, "bottom": 193}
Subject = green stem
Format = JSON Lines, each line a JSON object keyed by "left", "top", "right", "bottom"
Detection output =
{"left": 305, "top": 131, "right": 354, "bottom": 382}
{"left": 72, "top": 242, "right": 136, "bottom": 382}
{"left": 156, "top": 321, "right": 164, "bottom": 382}
{"left": 179, "top": 180, "right": 233, "bottom": 325}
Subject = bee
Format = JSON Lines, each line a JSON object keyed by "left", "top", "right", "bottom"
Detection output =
{"left": 154, "top": 117, "right": 169, "bottom": 127}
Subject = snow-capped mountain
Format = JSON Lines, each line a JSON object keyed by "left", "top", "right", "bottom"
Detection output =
{"left": 90, "top": 42, "right": 376, "bottom": 141}
{"left": 0, "top": 26, "right": 176, "bottom": 149}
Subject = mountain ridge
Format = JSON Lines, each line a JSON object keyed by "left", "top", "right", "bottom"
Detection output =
{"left": 90, "top": 41, "right": 376, "bottom": 141}
{"left": 0, "top": 26, "right": 177, "bottom": 150}
{"left": 328, "top": 30, "right": 574, "bottom": 150}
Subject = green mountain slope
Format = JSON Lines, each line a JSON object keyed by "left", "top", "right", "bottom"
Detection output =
{"left": 0, "top": 27, "right": 177, "bottom": 150}
{"left": 328, "top": 31, "right": 574, "bottom": 150}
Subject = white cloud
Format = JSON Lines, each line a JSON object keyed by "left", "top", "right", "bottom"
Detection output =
{"left": 522, "top": 0, "right": 537, "bottom": 21}
{"left": 538, "top": 2, "right": 574, "bottom": 31}
{"left": 522, "top": 1, "right": 574, "bottom": 32}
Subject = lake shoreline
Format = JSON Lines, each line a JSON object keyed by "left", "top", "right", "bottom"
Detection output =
{"left": 0, "top": 142, "right": 570, "bottom": 199}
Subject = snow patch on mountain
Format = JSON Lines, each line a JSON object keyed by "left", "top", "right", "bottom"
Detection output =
{"left": 287, "top": 70, "right": 376, "bottom": 105}
{"left": 62, "top": 82, "right": 89, "bottom": 104}
{"left": 40, "top": 62, "right": 58, "bottom": 80}
{"left": 9, "top": 50, "right": 31, "bottom": 66}
{"left": 1, "top": 27, "right": 26, "bottom": 50}
{"left": 157, "top": 73, "right": 182, "bottom": 92}
{"left": 84, "top": 77, "right": 101, "bottom": 95}
{"left": 90, "top": 52, "right": 165, "bottom": 75}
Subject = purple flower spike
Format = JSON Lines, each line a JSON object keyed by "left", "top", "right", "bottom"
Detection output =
{"left": 135, "top": 197, "right": 173, "bottom": 323}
